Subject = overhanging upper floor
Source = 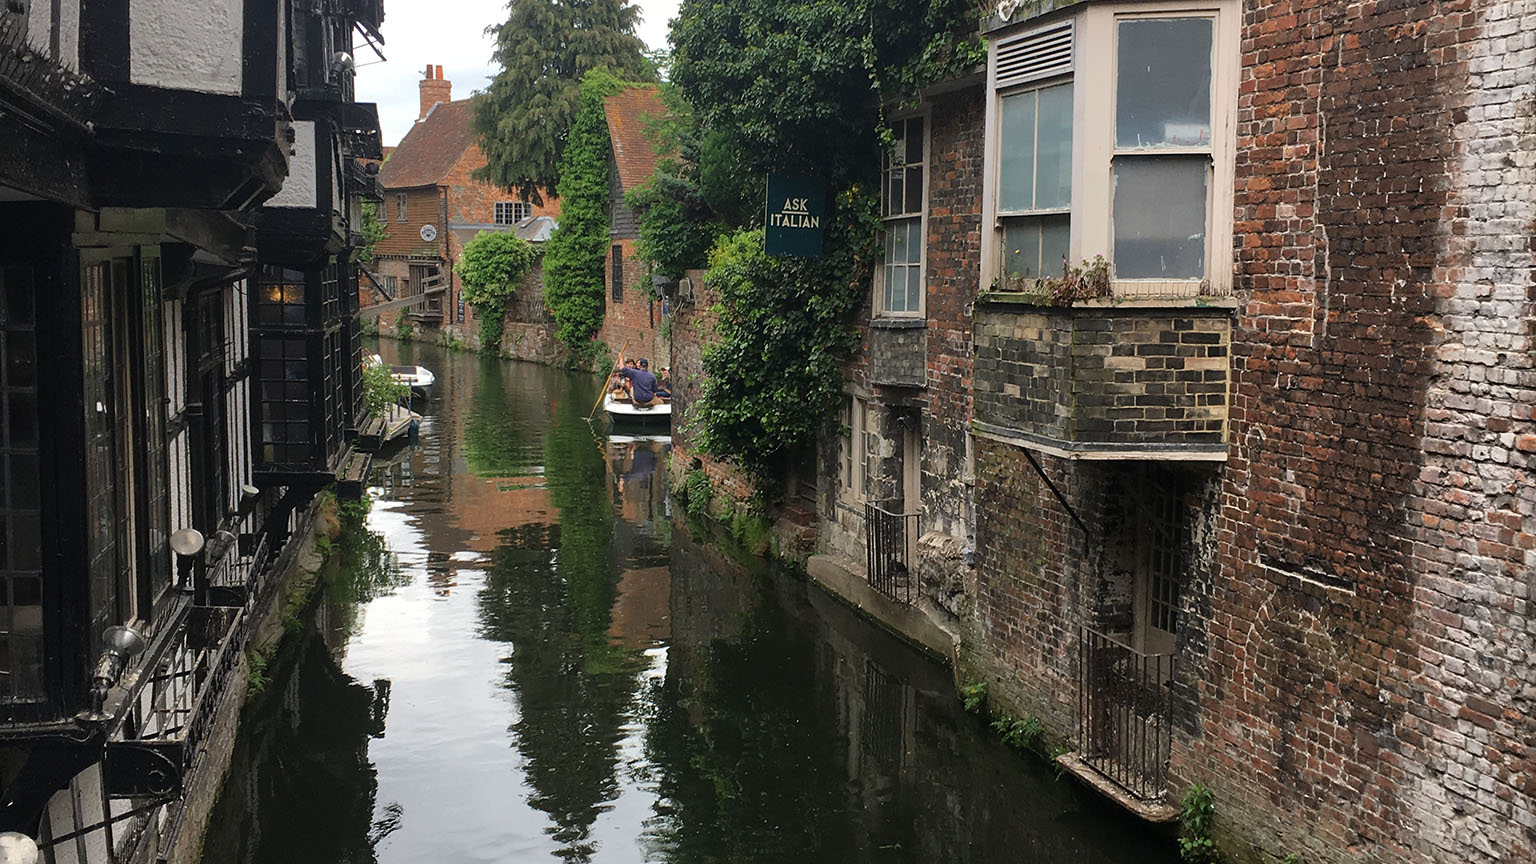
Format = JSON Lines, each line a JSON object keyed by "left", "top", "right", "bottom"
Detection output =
{"left": 972, "top": 297, "right": 1233, "bottom": 459}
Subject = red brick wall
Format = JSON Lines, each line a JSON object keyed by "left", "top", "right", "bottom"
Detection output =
{"left": 443, "top": 143, "right": 559, "bottom": 227}
{"left": 599, "top": 237, "right": 667, "bottom": 366}
{"left": 1182, "top": 2, "right": 1536, "bottom": 862}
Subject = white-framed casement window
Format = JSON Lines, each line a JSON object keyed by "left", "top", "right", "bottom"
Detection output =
{"left": 395, "top": 192, "right": 408, "bottom": 222}
{"left": 983, "top": 2, "right": 1237, "bottom": 298}
{"left": 840, "top": 396, "right": 871, "bottom": 503}
{"left": 494, "top": 201, "right": 533, "bottom": 225}
{"left": 878, "top": 115, "right": 927, "bottom": 316}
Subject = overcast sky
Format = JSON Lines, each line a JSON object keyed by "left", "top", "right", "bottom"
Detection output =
{"left": 357, "top": 0, "right": 681, "bottom": 145}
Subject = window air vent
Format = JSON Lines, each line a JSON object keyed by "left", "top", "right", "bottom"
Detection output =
{"left": 994, "top": 21, "right": 1074, "bottom": 89}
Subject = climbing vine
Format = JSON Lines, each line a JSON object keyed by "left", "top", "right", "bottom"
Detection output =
{"left": 647, "top": 0, "right": 981, "bottom": 489}
{"left": 456, "top": 230, "right": 538, "bottom": 353}
{"left": 544, "top": 68, "right": 626, "bottom": 366}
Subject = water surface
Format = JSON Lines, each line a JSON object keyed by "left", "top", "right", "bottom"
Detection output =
{"left": 201, "top": 341, "right": 1177, "bottom": 864}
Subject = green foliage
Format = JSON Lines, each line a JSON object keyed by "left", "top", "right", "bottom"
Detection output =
{"left": 694, "top": 193, "right": 877, "bottom": 482}
{"left": 960, "top": 680, "right": 987, "bottom": 714}
{"left": 457, "top": 230, "right": 538, "bottom": 353}
{"left": 662, "top": 0, "right": 980, "bottom": 489}
{"left": 544, "top": 68, "right": 627, "bottom": 359}
{"left": 991, "top": 713, "right": 1044, "bottom": 751}
{"left": 472, "top": 0, "right": 653, "bottom": 201}
{"left": 686, "top": 467, "right": 712, "bottom": 519}
{"left": 357, "top": 200, "right": 389, "bottom": 264}
{"left": 1179, "top": 781, "right": 1220, "bottom": 864}
{"left": 361, "top": 357, "right": 409, "bottom": 417}
{"left": 989, "top": 254, "right": 1112, "bottom": 306}
{"left": 627, "top": 86, "right": 728, "bottom": 280}
{"left": 394, "top": 315, "right": 414, "bottom": 340}
{"left": 246, "top": 651, "right": 269, "bottom": 699}
{"left": 359, "top": 316, "right": 381, "bottom": 337}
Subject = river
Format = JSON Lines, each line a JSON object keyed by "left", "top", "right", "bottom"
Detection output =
{"left": 199, "top": 340, "right": 1178, "bottom": 864}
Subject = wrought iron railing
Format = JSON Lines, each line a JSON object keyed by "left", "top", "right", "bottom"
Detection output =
{"left": 864, "top": 502, "right": 918, "bottom": 604}
{"left": 1077, "top": 626, "right": 1175, "bottom": 801}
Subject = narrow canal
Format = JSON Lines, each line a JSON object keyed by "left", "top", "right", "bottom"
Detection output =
{"left": 201, "top": 341, "right": 1178, "bottom": 864}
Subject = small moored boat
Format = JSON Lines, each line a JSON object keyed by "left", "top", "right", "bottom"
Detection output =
{"left": 367, "top": 353, "right": 435, "bottom": 401}
{"left": 604, "top": 393, "right": 671, "bottom": 426}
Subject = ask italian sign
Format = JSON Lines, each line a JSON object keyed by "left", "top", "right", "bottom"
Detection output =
{"left": 765, "top": 173, "right": 825, "bottom": 257}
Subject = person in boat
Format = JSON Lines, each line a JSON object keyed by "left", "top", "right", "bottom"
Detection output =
{"left": 656, "top": 366, "right": 672, "bottom": 400}
{"left": 613, "top": 358, "right": 660, "bottom": 406}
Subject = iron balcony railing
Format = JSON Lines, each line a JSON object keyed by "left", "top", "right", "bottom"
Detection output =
{"left": 864, "top": 502, "right": 918, "bottom": 604}
{"left": 1077, "top": 626, "right": 1175, "bottom": 801}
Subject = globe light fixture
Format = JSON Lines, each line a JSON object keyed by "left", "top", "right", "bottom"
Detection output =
{"left": 0, "top": 832, "right": 39, "bottom": 864}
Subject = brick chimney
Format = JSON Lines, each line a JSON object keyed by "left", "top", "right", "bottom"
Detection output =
{"left": 418, "top": 65, "right": 451, "bottom": 120}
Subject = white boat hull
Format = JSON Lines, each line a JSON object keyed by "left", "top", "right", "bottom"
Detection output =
{"left": 605, "top": 394, "right": 672, "bottom": 425}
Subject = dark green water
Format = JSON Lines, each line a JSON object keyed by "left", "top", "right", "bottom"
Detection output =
{"left": 200, "top": 341, "right": 1177, "bottom": 864}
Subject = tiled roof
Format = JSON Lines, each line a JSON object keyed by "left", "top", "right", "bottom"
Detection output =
{"left": 378, "top": 99, "right": 474, "bottom": 190}
{"left": 603, "top": 86, "right": 666, "bottom": 193}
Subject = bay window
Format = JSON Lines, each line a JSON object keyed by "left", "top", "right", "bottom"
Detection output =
{"left": 878, "top": 116, "right": 926, "bottom": 317}
{"left": 985, "top": 2, "right": 1236, "bottom": 298}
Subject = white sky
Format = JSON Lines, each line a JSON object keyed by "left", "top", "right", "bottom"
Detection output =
{"left": 357, "top": 0, "right": 681, "bottom": 146}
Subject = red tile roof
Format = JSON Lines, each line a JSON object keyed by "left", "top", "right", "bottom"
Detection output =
{"left": 378, "top": 99, "right": 475, "bottom": 190}
{"left": 603, "top": 86, "right": 666, "bottom": 193}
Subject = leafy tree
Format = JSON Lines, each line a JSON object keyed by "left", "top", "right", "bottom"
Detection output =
{"left": 654, "top": 0, "right": 981, "bottom": 490}
{"left": 456, "top": 230, "right": 538, "bottom": 352}
{"left": 624, "top": 86, "right": 726, "bottom": 280}
{"left": 543, "top": 68, "right": 626, "bottom": 365}
{"left": 472, "top": 0, "right": 653, "bottom": 203}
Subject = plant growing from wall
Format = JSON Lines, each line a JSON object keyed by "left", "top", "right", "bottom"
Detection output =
{"left": 1178, "top": 781, "right": 1220, "bottom": 864}
{"left": 394, "top": 315, "right": 414, "bottom": 340}
{"left": 544, "top": 68, "right": 626, "bottom": 366}
{"left": 960, "top": 680, "right": 988, "bottom": 714}
{"left": 456, "top": 230, "right": 538, "bottom": 353}
{"left": 986, "top": 255, "right": 1112, "bottom": 306}
{"left": 991, "top": 713, "right": 1044, "bottom": 751}
{"left": 358, "top": 200, "right": 389, "bottom": 264}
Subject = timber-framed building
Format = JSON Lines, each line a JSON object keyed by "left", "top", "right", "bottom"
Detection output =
{"left": 0, "top": 2, "right": 384, "bottom": 861}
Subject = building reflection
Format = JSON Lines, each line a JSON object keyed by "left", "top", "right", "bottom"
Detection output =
{"left": 648, "top": 526, "right": 1177, "bottom": 864}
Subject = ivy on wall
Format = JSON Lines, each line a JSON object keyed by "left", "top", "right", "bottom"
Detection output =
{"left": 639, "top": 0, "right": 983, "bottom": 490}
{"left": 543, "top": 68, "right": 627, "bottom": 366}
{"left": 456, "top": 230, "right": 539, "bottom": 353}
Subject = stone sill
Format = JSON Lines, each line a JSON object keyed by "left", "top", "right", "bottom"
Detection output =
{"left": 977, "top": 292, "right": 1241, "bottom": 312}
{"left": 972, "top": 422, "right": 1229, "bottom": 462}
{"left": 1055, "top": 753, "right": 1180, "bottom": 823}
{"left": 869, "top": 316, "right": 928, "bottom": 330}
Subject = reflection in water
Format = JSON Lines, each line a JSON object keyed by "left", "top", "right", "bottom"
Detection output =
{"left": 203, "top": 342, "right": 1175, "bottom": 864}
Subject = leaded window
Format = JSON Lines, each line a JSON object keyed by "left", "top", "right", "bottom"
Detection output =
{"left": 0, "top": 265, "right": 43, "bottom": 703}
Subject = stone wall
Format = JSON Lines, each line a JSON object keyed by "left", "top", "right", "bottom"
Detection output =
{"left": 972, "top": 304, "right": 1230, "bottom": 455}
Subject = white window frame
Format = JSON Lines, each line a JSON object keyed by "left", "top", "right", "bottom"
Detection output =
{"left": 840, "top": 396, "right": 870, "bottom": 504}
{"left": 981, "top": 1, "right": 1238, "bottom": 299}
{"left": 875, "top": 112, "right": 929, "bottom": 318}
{"left": 395, "top": 192, "right": 408, "bottom": 223}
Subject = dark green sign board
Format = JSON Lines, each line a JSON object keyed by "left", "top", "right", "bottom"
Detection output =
{"left": 765, "top": 173, "right": 825, "bottom": 257}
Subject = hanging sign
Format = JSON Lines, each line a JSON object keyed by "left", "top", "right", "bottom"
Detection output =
{"left": 764, "top": 173, "right": 825, "bottom": 257}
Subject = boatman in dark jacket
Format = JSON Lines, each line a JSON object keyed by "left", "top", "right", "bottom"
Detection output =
{"left": 614, "top": 358, "right": 660, "bottom": 406}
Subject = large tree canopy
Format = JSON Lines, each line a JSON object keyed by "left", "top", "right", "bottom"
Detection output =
{"left": 472, "top": 0, "right": 653, "bottom": 202}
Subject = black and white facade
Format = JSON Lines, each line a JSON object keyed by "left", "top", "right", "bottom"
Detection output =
{"left": 0, "top": 2, "right": 383, "bottom": 862}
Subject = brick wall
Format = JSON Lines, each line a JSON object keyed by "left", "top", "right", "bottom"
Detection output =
{"left": 499, "top": 258, "right": 562, "bottom": 364}
{"left": 443, "top": 142, "right": 559, "bottom": 228}
{"left": 599, "top": 237, "right": 667, "bottom": 366}
{"left": 1186, "top": 1, "right": 1536, "bottom": 862}
{"left": 972, "top": 305, "right": 1231, "bottom": 454}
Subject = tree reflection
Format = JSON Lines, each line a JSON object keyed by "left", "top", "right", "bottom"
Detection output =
{"left": 475, "top": 371, "right": 646, "bottom": 862}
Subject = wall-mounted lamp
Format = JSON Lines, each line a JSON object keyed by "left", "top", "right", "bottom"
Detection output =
{"left": 170, "top": 527, "right": 206, "bottom": 559}
{"left": 0, "top": 831, "right": 39, "bottom": 864}
{"left": 76, "top": 625, "right": 148, "bottom": 725}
